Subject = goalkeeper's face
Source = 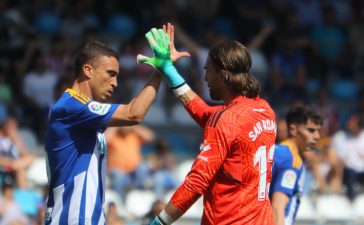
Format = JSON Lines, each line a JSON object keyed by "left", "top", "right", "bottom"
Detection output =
{"left": 88, "top": 56, "right": 119, "bottom": 102}
{"left": 204, "top": 57, "right": 223, "bottom": 101}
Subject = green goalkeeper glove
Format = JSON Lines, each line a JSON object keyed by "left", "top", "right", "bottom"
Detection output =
{"left": 137, "top": 28, "right": 185, "bottom": 88}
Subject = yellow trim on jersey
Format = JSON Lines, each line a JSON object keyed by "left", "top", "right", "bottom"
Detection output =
{"left": 280, "top": 139, "right": 303, "bottom": 169}
{"left": 65, "top": 88, "right": 91, "bottom": 104}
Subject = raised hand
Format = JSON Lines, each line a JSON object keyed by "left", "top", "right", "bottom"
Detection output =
{"left": 137, "top": 26, "right": 186, "bottom": 88}
{"left": 163, "top": 23, "right": 190, "bottom": 62}
{"left": 137, "top": 28, "right": 172, "bottom": 70}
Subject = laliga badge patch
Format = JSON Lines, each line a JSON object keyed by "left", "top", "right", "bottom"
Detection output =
{"left": 88, "top": 101, "right": 111, "bottom": 115}
{"left": 281, "top": 170, "right": 297, "bottom": 189}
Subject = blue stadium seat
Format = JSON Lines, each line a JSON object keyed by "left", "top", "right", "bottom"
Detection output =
{"left": 162, "top": 133, "right": 189, "bottom": 155}
{"left": 34, "top": 11, "right": 61, "bottom": 35}
{"left": 106, "top": 14, "right": 136, "bottom": 39}
{"left": 213, "top": 17, "right": 236, "bottom": 39}
{"left": 330, "top": 80, "right": 359, "bottom": 101}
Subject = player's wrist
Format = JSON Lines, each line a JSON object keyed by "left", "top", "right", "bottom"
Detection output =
{"left": 157, "top": 209, "right": 175, "bottom": 225}
{"left": 161, "top": 64, "right": 185, "bottom": 88}
{"left": 172, "top": 83, "right": 191, "bottom": 97}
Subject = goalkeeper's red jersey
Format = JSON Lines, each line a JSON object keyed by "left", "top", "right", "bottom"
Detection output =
{"left": 171, "top": 95, "right": 276, "bottom": 225}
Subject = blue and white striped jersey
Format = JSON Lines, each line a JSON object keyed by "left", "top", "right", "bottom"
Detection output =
{"left": 45, "top": 89, "right": 118, "bottom": 225}
{"left": 269, "top": 140, "right": 306, "bottom": 225}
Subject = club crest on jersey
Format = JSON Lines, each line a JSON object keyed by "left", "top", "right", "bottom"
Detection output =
{"left": 199, "top": 140, "right": 211, "bottom": 152}
{"left": 88, "top": 101, "right": 111, "bottom": 115}
{"left": 281, "top": 170, "right": 297, "bottom": 189}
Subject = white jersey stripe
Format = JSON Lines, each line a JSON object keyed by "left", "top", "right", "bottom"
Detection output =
{"left": 68, "top": 171, "right": 86, "bottom": 224}
{"left": 51, "top": 184, "right": 65, "bottom": 225}
{"left": 85, "top": 144, "right": 100, "bottom": 222}
{"left": 98, "top": 212, "right": 105, "bottom": 225}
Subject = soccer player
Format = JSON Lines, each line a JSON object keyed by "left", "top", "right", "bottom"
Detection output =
{"left": 44, "top": 41, "right": 168, "bottom": 225}
{"left": 138, "top": 23, "right": 277, "bottom": 225}
{"left": 269, "top": 105, "right": 323, "bottom": 225}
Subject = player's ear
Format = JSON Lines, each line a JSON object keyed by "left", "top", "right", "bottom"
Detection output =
{"left": 82, "top": 64, "right": 93, "bottom": 79}
{"left": 220, "top": 70, "right": 229, "bottom": 84}
{"left": 288, "top": 123, "right": 297, "bottom": 137}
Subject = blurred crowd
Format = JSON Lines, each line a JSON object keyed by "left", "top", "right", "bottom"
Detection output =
{"left": 1, "top": 0, "right": 364, "bottom": 224}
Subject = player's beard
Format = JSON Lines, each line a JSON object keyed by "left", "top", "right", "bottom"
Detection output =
{"left": 209, "top": 88, "right": 222, "bottom": 101}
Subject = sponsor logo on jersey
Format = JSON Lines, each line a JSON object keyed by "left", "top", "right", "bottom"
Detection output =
{"left": 199, "top": 140, "right": 211, "bottom": 152}
{"left": 198, "top": 155, "right": 208, "bottom": 162}
{"left": 88, "top": 101, "right": 111, "bottom": 115}
{"left": 281, "top": 170, "right": 297, "bottom": 189}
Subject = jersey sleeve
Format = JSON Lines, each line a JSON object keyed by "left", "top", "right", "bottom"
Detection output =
{"left": 171, "top": 118, "right": 231, "bottom": 212}
{"left": 184, "top": 95, "right": 223, "bottom": 127}
{"left": 272, "top": 166, "right": 298, "bottom": 197}
{"left": 65, "top": 99, "right": 118, "bottom": 133}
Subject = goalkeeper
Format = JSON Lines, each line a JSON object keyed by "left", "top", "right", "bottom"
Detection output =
{"left": 138, "top": 23, "right": 277, "bottom": 225}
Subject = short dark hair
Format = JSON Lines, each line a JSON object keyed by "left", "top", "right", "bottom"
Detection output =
{"left": 74, "top": 41, "right": 119, "bottom": 78}
{"left": 208, "top": 40, "right": 260, "bottom": 98}
{"left": 286, "top": 105, "right": 323, "bottom": 126}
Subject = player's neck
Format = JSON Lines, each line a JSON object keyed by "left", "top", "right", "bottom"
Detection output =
{"left": 222, "top": 93, "right": 238, "bottom": 105}
{"left": 285, "top": 138, "right": 299, "bottom": 152}
{"left": 71, "top": 80, "right": 92, "bottom": 99}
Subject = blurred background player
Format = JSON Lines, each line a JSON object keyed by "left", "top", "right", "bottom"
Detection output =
{"left": 106, "top": 125, "right": 155, "bottom": 202}
{"left": 269, "top": 105, "right": 323, "bottom": 225}
{"left": 138, "top": 23, "right": 276, "bottom": 225}
{"left": 331, "top": 112, "right": 364, "bottom": 202}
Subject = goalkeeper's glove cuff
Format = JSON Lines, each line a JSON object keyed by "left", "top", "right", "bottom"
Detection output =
{"left": 150, "top": 209, "right": 175, "bottom": 225}
{"left": 150, "top": 216, "right": 165, "bottom": 225}
{"left": 172, "top": 83, "right": 191, "bottom": 97}
{"left": 162, "top": 64, "right": 185, "bottom": 88}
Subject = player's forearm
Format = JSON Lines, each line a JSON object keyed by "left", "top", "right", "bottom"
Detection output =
{"left": 177, "top": 89, "right": 197, "bottom": 106}
{"left": 109, "top": 72, "right": 161, "bottom": 127}
{"left": 127, "top": 72, "right": 161, "bottom": 122}
{"left": 273, "top": 211, "right": 285, "bottom": 225}
{"left": 164, "top": 201, "right": 185, "bottom": 222}
{"left": 272, "top": 203, "right": 287, "bottom": 224}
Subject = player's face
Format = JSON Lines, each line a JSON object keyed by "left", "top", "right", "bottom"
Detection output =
{"left": 89, "top": 56, "right": 119, "bottom": 102}
{"left": 296, "top": 119, "right": 321, "bottom": 152}
{"left": 204, "top": 56, "right": 223, "bottom": 101}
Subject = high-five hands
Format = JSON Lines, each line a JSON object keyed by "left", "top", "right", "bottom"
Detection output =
{"left": 137, "top": 28, "right": 172, "bottom": 70}
{"left": 163, "top": 23, "right": 190, "bottom": 62}
{"left": 137, "top": 23, "right": 190, "bottom": 88}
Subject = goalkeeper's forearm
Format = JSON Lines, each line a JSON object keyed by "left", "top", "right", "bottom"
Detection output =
{"left": 161, "top": 64, "right": 197, "bottom": 103}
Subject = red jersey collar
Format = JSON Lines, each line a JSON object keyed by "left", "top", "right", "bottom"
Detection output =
{"left": 227, "top": 95, "right": 260, "bottom": 106}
